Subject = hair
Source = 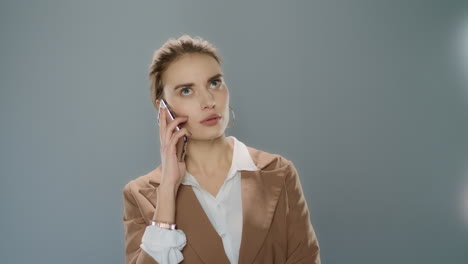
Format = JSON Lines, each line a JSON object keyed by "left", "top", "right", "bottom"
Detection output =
{"left": 148, "top": 34, "right": 223, "bottom": 109}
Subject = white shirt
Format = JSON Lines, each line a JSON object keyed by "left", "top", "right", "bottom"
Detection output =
{"left": 140, "top": 135, "right": 258, "bottom": 264}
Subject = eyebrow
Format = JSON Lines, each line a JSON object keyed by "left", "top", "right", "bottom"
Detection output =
{"left": 173, "top": 73, "right": 224, "bottom": 90}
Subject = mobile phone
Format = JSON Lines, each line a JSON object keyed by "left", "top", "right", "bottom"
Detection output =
{"left": 158, "top": 99, "right": 188, "bottom": 162}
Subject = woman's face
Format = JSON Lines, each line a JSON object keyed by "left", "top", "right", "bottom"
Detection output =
{"left": 157, "top": 53, "right": 230, "bottom": 139}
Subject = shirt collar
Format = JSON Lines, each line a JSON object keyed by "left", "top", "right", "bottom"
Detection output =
{"left": 182, "top": 136, "right": 258, "bottom": 186}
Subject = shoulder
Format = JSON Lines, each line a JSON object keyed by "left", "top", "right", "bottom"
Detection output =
{"left": 244, "top": 144, "right": 294, "bottom": 171}
{"left": 246, "top": 145, "right": 302, "bottom": 196}
{"left": 123, "top": 168, "right": 160, "bottom": 196}
{"left": 245, "top": 143, "right": 300, "bottom": 177}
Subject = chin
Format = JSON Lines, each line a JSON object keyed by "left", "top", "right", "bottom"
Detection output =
{"left": 193, "top": 128, "right": 226, "bottom": 139}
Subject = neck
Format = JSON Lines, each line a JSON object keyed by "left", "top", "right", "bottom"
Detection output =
{"left": 185, "top": 135, "right": 234, "bottom": 179}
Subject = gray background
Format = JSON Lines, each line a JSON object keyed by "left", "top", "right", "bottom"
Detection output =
{"left": 1, "top": 0, "right": 467, "bottom": 263}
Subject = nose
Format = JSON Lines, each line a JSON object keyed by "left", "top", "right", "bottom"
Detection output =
{"left": 199, "top": 89, "right": 216, "bottom": 110}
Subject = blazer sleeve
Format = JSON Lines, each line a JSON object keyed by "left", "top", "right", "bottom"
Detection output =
{"left": 284, "top": 159, "right": 321, "bottom": 264}
{"left": 122, "top": 182, "right": 159, "bottom": 264}
{"left": 123, "top": 182, "right": 188, "bottom": 264}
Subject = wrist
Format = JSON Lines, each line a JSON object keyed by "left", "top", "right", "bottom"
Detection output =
{"left": 159, "top": 182, "right": 179, "bottom": 196}
{"left": 149, "top": 220, "right": 177, "bottom": 230}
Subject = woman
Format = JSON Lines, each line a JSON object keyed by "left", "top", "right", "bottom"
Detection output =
{"left": 122, "top": 35, "right": 321, "bottom": 264}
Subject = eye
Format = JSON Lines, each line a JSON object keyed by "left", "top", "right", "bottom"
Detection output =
{"left": 210, "top": 79, "right": 222, "bottom": 89}
{"left": 180, "top": 87, "right": 193, "bottom": 96}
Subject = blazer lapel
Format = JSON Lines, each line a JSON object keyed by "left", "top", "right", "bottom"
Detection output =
{"left": 238, "top": 147, "right": 288, "bottom": 264}
{"left": 177, "top": 185, "right": 232, "bottom": 263}
{"left": 139, "top": 181, "right": 231, "bottom": 263}
{"left": 138, "top": 146, "right": 288, "bottom": 264}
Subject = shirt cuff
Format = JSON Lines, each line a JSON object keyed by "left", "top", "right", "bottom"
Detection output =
{"left": 140, "top": 225, "right": 187, "bottom": 264}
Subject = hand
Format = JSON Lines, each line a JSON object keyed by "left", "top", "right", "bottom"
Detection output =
{"left": 158, "top": 107, "right": 192, "bottom": 190}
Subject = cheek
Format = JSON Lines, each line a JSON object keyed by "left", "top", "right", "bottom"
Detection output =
{"left": 177, "top": 105, "right": 198, "bottom": 125}
{"left": 170, "top": 105, "right": 191, "bottom": 120}
{"left": 218, "top": 87, "right": 229, "bottom": 103}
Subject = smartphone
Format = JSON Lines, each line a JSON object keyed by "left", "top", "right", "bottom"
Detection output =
{"left": 158, "top": 99, "right": 188, "bottom": 162}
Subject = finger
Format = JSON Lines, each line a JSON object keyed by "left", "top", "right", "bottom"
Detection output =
{"left": 165, "top": 116, "right": 187, "bottom": 147}
{"left": 168, "top": 128, "right": 191, "bottom": 155}
{"left": 165, "top": 116, "right": 188, "bottom": 147}
{"left": 159, "top": 109, "right": 167, "bottom": 145}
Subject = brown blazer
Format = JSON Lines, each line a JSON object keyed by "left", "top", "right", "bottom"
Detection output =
{"left": 122, "top": 145, "right": 321, "bottom": 264}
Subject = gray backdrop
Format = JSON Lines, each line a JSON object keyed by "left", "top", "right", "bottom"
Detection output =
{"left": 1, "top": 0, "right": 467, "bottom": 263}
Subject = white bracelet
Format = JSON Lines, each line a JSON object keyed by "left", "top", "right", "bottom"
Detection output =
{"left": 150, "top": 220, "right": 177, "bottom": 230}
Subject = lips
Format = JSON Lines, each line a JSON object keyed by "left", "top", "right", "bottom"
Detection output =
{"left": 200, "top": 114, "right": 221, "bottom": 123}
